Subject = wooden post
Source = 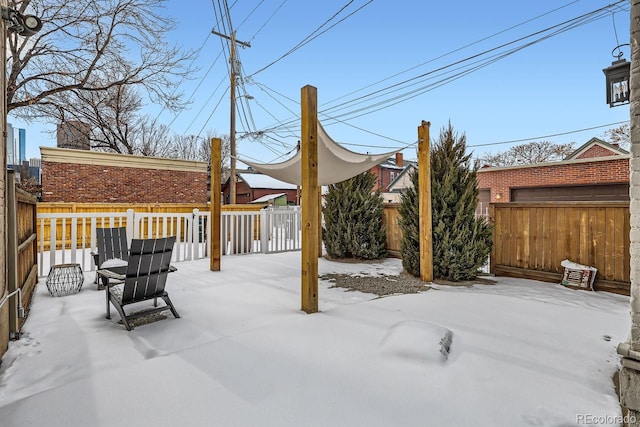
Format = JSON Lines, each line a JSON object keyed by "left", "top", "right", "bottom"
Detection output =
{"left": 210, "top": 138, "right": 222, "bottom": 271}
{"left": 0, "top": 0, "right": 8, "bottom": 352}
{"left": 418, "top": 120, "right": 433, "bottom": 282}
{"left": 489, "top": 203, "right": 495, "bottom": 276}
{"left": 318, "top": 188, "right": 323, "bottom": 257}
{"left": 7, "top": 170, "right": 17, "bottom": 335}
{"left": 296, "top": 140, "right": 301, "bottom": 206}
{"left": 301, "top": 85, "right": 319, "bottom": 313}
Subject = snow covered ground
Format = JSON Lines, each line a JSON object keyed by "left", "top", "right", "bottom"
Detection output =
{"left": 0, "top": 252, "right": 631, "bottom": 426}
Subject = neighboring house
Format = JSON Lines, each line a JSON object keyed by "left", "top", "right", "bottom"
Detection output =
{"left": 40, "top": 147, "right": 208, "bottom": 203}
{"left": 223, "top": 170, "right": 298, "bottom": 205}
{"left": 372, "top": 137, "right": 629, "bottom": 211}
{"left": 382, "top": 163, "right": 417, "bottom": 203}
{"left": 369, "top": 153, "right": 407, "bottom": 192}
{"left": 476, "top": 138, "right": 629, "bottom": 206}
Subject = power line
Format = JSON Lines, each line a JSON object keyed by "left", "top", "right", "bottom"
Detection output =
{"left": 324, "top": 0, "right": 588, "bottom": 107}
{"left": 468, "top": 121, "right": 628, "bottom": 148}
{"left": 259, "top": 0, "right": 626, "bottom": 137}
{"left": 199, "top": 1, "right": 628, "bottom": 162}
{"left": 248, "top": 0, "right": 373, "bottom": 77}
{"left": 320, "top": 2, "right": 622, "bottom": 119}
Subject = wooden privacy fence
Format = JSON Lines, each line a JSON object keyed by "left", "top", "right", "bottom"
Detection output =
{"left": 383, "top": 204, "right": 403, "bottom": 257}
{"left": 0, "top": 173, "right": 38, "bottom": 361}
{"left": 490, "top": 202, "right": 630, "bottom": 294}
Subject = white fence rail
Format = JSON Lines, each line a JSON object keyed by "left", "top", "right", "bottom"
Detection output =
{"left": 37, "top": 207, "right": 302, "bottom": 277}
{"left": 221, "top": 206, "right": 302, "bottom": 255}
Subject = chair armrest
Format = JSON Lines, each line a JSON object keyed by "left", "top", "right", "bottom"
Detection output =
{"left": 96, "top": 269, "right": 126, "bottom": 281}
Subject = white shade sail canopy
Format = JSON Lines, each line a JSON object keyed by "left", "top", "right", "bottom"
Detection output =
{"left": 241, "top": 123, "right": 400, "bottom": 186}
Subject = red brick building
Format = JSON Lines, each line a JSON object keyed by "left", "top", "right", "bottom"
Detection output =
{"left": 476, "top": 138, "right": 629, "bottom": 208}
{"left": 369, "top": 153, "right": 406, "bottom": 192}
{"left": 41, "top": 147, "right": 208, "bottom": 203}
{"left": 222, "top": 171, "right": 298, "bottom": 205}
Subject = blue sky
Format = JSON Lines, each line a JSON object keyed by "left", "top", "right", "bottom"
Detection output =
{"left": 14, "top": 0, "right": 631, "bottom": 163}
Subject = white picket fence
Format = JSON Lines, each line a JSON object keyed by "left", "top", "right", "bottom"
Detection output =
{"left": 37, "top": 207, "right": 303, "bottom": 277}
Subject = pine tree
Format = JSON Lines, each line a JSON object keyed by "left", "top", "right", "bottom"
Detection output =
{"left": 399, "top": 122, "right": 492, "bottom": 280}
{"left": 322, "top": 171, "right": 387, "bottom": 260}
{"left": 398, "top": 170, "right": 420, "bottom": 276}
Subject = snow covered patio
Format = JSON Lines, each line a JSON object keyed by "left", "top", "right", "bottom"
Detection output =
{"left": 0, "top": 252, "right": 631, "bottom": 426}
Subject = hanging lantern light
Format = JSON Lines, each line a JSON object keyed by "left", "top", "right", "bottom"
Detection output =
{"left": 603, "top": 45, "right": 630, "bottom": 108}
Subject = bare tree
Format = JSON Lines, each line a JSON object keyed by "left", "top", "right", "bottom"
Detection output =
{"left": 478, "top": 141, "right": 574, "bottom": 167}
{"left": 53, "top": 83, "right": 142, "bottom": 153}
{"left": 170, "top": 134, "right": 205, "bottom": 161}
{"left": 136, "top": 116, "right": 173, "bottom": 157}
{"left": 602, "top": 123, "right": 631, "bottom": 148}
{"left": 192, "top": 131, "right": 232, "bottom": 182}
{"left": 7, "top": 0, "right": 194, "bottom": 122}
{"left": 170, "top": 130, "right": 231, "bottom": 171}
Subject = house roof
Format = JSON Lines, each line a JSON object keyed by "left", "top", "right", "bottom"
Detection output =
{"left": 564, "top": 137, "right": 628, "bottom": 160}
{"left": 377, "top": 157, "right": 405, "bottom": 171}
{"left": 387, "top": 162, "right": 417, "bottom": 191}
{"left": 250, "top": 193, "right": 286, "bottom": 204}
{"left": 238, "top": 172, "right": 297, "bottom": 190}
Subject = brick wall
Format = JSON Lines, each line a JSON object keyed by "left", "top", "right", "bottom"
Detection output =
{"left": 41, "top": 147, "right": 208, "bottom": 204}
{"left": 575, "top": 145, "right": 621, "bottom": 159}
{"left": 477, "top": 156, "right": 630, "bottom": 202}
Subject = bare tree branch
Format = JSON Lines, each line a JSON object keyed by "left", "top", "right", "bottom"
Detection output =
{"left": 478, "top": 141, "right": 575, "bottom": 167}
{"left": 8, "top": 0, "right": 195, "bottom": 118}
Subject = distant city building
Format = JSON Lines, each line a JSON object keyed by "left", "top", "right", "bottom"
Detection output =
{"left": 25, "top": 158, "right": 42, "bottom": 184}
{"left": 6, "top": 122, "right": 16, "bottom": 165}
{"left": 57, "top": 121, "right": 91, "bottom": 150}
{"left": 18, "top": 128, "right": 26, "bottom": 163}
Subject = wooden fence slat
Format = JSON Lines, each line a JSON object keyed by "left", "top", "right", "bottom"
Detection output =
{"left": 605, "top": 207, "right": 615, "bottom": 280}
{"left": 614, "top": 207, "right": 625, "bottom": 282}
{"left": 578, "top": 207, "right": 588, "bottom": 265}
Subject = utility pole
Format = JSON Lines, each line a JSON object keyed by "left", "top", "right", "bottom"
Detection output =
{"left": 212, "top": 29, "right": 250, "bottom": 204}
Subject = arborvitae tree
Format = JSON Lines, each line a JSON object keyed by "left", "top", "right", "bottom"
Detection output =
{"left": 399, "top": 122, "right": 492, "bottom": 280}
{"left": 398, "top": 170, "right": 421, "bottom": 276}
{"left": 322, "top": 171, "right": 387, "bottom": 260}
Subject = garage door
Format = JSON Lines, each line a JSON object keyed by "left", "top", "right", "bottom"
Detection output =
{"left": 510, "top": 183, "right": 629, "bottom": 202}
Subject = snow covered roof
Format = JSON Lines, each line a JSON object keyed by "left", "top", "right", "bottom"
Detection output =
{"left": 250, "top": 193, "right": 287, "bottom": 204}
{"left": 239, "top": 173, "right": 297, "bottom": 190}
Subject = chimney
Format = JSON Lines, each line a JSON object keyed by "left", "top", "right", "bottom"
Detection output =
{"left": 395, "top": 152, "right": 403, "bottom": 167}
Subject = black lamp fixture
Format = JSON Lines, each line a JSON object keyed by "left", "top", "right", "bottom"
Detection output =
{"left": 1, "top": 6, "right": 42, "bottom": 37}
{"left": 603, "top": 44, "right": 631, "bottom": 108}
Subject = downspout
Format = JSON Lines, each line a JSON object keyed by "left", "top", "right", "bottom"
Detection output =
{"left": 618, "top": 342, "right": 640, "bottom": 371}
{"left": 0, "top": 287, "right": 24, "bottom": 339}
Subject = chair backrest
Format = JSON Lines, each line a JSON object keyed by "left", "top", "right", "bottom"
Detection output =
{"left": 96, "top": 227, "right": 129, "bottom": 267}
{"left": 121, "top": 237, "right": 175, "bottom": 304}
